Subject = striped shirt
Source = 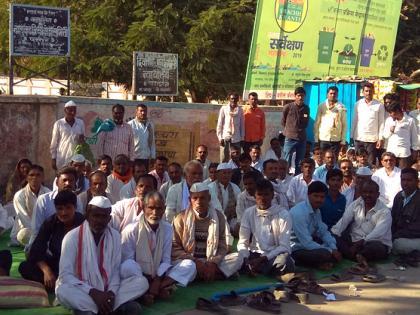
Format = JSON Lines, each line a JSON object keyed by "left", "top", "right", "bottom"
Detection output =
{"left": 96, "top": 123, "right": 134, "bottom": 161}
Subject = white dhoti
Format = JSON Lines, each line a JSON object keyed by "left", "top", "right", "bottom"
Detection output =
{"left": 56, "top": 273, "right": 148, "bottom": 313}
{"left": 168, "top": 253, "right": 243, "bottom": 287}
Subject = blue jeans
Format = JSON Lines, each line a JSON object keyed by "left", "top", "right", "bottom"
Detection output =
{"left": 282, "top": 138, "right": 306, "bottom": 175}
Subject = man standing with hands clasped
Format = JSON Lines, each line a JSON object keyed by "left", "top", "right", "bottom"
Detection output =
{"left": 243, "top": 92, "right": 265, "bottom": 155}
{"left": 51, "top": 100, "right": 85, "bottom": 171}
{"left": 351, "top": 82, "right": 385, "bottom": 166}
{"left": 217, "top": 92, "right": 244, "bottom": 163}
{"left": 281, "top": 87, "right": 310, "bottom": 175}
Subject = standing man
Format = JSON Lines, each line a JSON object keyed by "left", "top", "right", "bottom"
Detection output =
{"left": 243, "top": 92, "right": 265, "bottom": 155}
{"left": 408, "top": 96, "right": 420, "bottom": 159}
{"left": 281, "top": 87, "right": 310, "bottom": 175}
{"left": 128, "top": 104, "right": 156, "bottom": 172}
{"left": 383, "top": 103, "right": 419, "bottom": 169}
{"left": 217, "top": 92, "right": 244, "bottom": 162}
{"left": 97, "top": 104, "right": 134, "bottom": 163}
{"left": 314, "top": 86, "right": 347, "bottom": 156}
{"left": 51, "top": 100, "right": 85, "bottom": 171}
{"left": 351, "top": 82, "right": 385, "bottom": 166}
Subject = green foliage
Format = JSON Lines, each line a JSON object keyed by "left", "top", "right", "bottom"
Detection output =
{"left": 0, "top": 0, "right": 256, "bottom": 101}
{"left": 392, "top": 1, "right": 420, "bottom": 78}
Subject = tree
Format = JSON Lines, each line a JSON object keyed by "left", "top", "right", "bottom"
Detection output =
{"left": 392, "top": 0, "right": 420, "bottom": 80}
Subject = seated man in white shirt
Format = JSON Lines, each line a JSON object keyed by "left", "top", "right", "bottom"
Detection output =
{"left": 111, "top": 174, "right": 157, "bottom": 232}
{"left": 236, "top": 171, "right": 263, "bottom": 226}
{"left": 238, "top": 179, "right": 294, "bottom": 277}
{"left": 250, "top": 145, "right": 264, "bottom": 172}
{"left": 262, "top": 159, "right": 289, "bottom": 210}
{"left": 30, "top": 167, "right": 83, "bottom": 246}
{"left": 202, "top": 162, "right": 218, "bottom": 185}
{"left": 56, "top": 196, "right": 145, "bottom": 315}
{"left": 287, "top": 158, "right": 320, "bottom": 207}
{"left": 78, "top": 171, "right": 111, "bottom": 212}
{"left": 106, "top": 154, "right": 132, "bottom": 204}
{"left": 372, "top": 152, "right": 401, "bottom": 208}
{"left": 277, "top": 159, "right": 293, "bottom": 194}
{"left": 332, "top": 180, "right": 392, "bottom": 265}
{"left": 121, "top": 192, "right": 175, "bottom": 305}
{"left": 342, "top": 166, "right": 372, "bottom": 206}
{"left": 263, "top": 137, "right": 282, "bottom": 161}
{"left": 149, "top": 156, "right": 170, "bottom": 190}
{"left": 165, "top": 160, "right": 204, "bottom": 222}
{"left": 159, "top": 162, "right": 183, "bottom": 200}
{"left": 119, "top": 159, "right": 147, "bottom": 200}
{"left": 208, "top": 163, "right": 241, "bottom": 237}
{"left": 12, "top": 165, "right": 50, "bottom": 246}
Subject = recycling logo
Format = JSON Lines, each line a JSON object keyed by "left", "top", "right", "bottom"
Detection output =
{"left": 377, "top": 45, "right": 388, "bottom": 61}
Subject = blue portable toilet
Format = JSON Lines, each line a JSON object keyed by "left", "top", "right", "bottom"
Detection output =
{"left": 303, "top": 81, "right": 363, "bottom": 144}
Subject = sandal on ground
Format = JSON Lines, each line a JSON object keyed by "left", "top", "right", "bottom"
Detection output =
{"left": 218, "top": 291, "right": 246, "bottom": 307}
{"left": 298, "top": 280, "right": 329, "bottom": 295}
{"left": 330, "top": 272, "right": 354, "bottom": 282}
{"left": 362, "top": 273, "right": 386, "bottom": 283}
{"left": 246, "top": 292, "right": 281, "bottom": 314}
{"left": 348, "top": 263, "right": 376, "bottom": 275}
{"left": 196, "top": 297, "right": 228, "bottom": 314}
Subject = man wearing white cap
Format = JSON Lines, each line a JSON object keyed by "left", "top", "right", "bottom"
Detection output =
{"left": 208, "top": 163, "right": 241, "bottom": 236}
{"left": 170, "top": 183, "right": 242, "bottom": 287}
{"left": 50, "top": 100, "right": 85, "bottom": 171}
{"left": 56, "top": 196, "right": 145, "bottom": 315}
{"left": 342, "top": 166, "right": 372, "bottom": 206}
{"left": 121, "top": 192, "right": 175, "bottom": 305}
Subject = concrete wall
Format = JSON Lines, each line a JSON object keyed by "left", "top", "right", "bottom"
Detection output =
{"left": 0, "top": 95, "right": 282, "bottom": 195}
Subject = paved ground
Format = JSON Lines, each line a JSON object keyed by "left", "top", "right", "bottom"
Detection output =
{"left": 176, "top": 262, "right": 420, "bottom": 315}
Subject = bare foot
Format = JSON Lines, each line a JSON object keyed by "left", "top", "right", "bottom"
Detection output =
{"left": 140, "top": 293, "right": 155, "bottom": 306}
{"left": 356, "top": 254, "right": 368, "bottom": 268}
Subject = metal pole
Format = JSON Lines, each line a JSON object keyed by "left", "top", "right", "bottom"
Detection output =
{"left": 9, "top": 55, "right": 14, "bottom": 95}
{"left": 67, "top": 57, "right": 71, "bottom": 96}
{"left": 132, "top": 52, "right": 137, "bottom": 100}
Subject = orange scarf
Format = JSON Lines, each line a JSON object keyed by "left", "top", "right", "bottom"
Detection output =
{"left": 112, "top": 169, "right": 132, "bottom": 184}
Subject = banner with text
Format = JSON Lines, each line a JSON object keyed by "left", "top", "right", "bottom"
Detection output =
{"left": 243, "top": 0, "right": 402, "bottom": 100}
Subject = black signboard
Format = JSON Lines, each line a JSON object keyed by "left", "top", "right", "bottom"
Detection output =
{"left": 134, "top": 51, "right": 178, "bottom": 96}
{"left": 10, "top": 4, "right": 70, "bottom": 56}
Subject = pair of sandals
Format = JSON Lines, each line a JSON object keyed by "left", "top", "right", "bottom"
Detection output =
{"left": 339, "top": 263, "right": 385, "bottom": 283}
{"left": 197, "top": 290, "right": 281, "bottom": 314}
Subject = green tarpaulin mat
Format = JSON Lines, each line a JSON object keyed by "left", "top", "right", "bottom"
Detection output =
{"left": 0, "top": 232, "right": 355, "bottom": 315}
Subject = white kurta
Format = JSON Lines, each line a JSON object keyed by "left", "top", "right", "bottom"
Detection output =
{"left": 238, "top": 205, "right": 292, "bottom": 259}
{"left": 372, "top": 167, "right": 402, "bottom": 208}
{"left": 128, "top": 119, "right": 156, "bottom": 159}
{"left": 119, "top": 178, "right": 136, "bottom": 200}
{"left": 383, "top": 114, "right": 419, "bottom": 158}
{"left": 56, "top": 223, "right": 147, "bottom": 312}
{"left": 111, "top": 197, "right": 143, "bottom": 232}
{"left": 50, "top": 117, "right": 85, "bottom": 169}
{"left": 106, "top": 174, "right": 126, "bottom": 205}
{"left": 286, "top": 174, "right": 320, "bottom": 207}
{"left": 331, "top": 197, "right": 392, "bottom": 248}
{"left": 12, "top": 185, "right": 50, "bottom": 243}
{"left": 121, "top": 220, "right": 173, "bottom": 277}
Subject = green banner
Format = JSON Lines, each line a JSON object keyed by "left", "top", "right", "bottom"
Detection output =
{"left": 244, "top": 0, "right": 402, "bottom": 99}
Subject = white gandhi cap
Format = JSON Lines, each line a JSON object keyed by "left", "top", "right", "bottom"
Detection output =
{"left": 190, "top": 182, "right": 209, "bottom": 193}
{"left": 356, "top": 167, "right": 373, "bottom": 176}
{"left": 71, "top": 154, "right": 86, "bottom": 163}
{"left": 216, "top": 163, "right": 232, "bottom": 171}
{"left": 88, "top": 196, "right": 112, "bottom": 209}
{"left": 64, "top": 100, "right": 77, "bottom": 108}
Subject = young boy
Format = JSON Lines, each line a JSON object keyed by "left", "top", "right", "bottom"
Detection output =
{"left": 355, "top": 147, "right": 371, "bottom": 170}
{"left": 320, "top": 169, "right": 347, "bottom": 230}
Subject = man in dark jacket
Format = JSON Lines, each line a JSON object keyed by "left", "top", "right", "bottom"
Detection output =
{"left": 391, "top": 168, "right": 420, "bottom": 255}
{"left": 281, "top": 87, "right": 310, "bottom": 175}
